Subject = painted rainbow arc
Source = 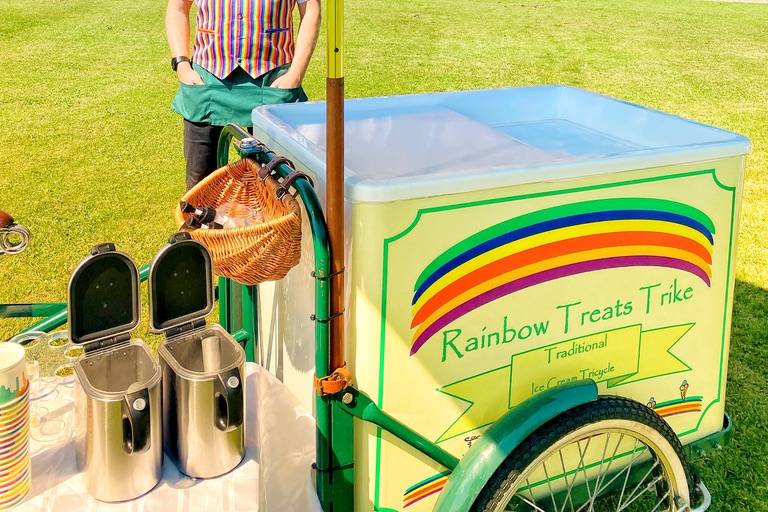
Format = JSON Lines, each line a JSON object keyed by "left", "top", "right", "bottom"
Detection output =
{"left": 403, "top": 471, "right": 451, "bottom": 508}
{"left": 409, "top": 198, "right": 715, "bottom": 356}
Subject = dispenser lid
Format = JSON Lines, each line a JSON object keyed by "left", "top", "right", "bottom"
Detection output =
{"left": 68, "top": 243, "right": 140, "bottom": 346}
{"left": 149, "top": 232, "right": 214, "bottom": 333}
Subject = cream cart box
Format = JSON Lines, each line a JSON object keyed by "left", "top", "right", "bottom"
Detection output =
{"left": 252, "top": 86, "right": 749, "bottom": 512}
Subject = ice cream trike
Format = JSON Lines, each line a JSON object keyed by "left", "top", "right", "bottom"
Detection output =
{"left": 207, "top": 83, "right": 748, "bottom": 511}
{"left": 4, "top": 85, "right": 748, "bottom": 510}
{"left": 1, "top": 3, "right": 750, "bottom": 511}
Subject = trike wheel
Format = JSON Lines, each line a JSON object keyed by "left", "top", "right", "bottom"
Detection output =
{"left": 472, "top": 396, "right": 693, "bottom": 512}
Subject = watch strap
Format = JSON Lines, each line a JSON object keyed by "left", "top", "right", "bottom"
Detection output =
{"left": 171, "top": 56, "right": 191, "bottom": 71}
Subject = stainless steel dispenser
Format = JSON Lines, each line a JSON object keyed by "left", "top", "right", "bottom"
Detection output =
{"left": 150, "top": 232, "right": 245, "bottom": 478}
{"left": 69, "top": 243, "right": 162, "bottom": 502}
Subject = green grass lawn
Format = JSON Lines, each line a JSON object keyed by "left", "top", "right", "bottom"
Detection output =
{"left": 1, "top": 0, "right": 767, "bottom": 508}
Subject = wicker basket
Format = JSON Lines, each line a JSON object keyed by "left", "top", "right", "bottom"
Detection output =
{"left": 175, "top": 158, "right": 302, "bottom": 285}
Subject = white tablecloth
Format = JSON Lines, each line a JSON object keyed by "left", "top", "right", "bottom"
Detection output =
{"left": 20, "top": 364, "right": 322, "bottom": 512}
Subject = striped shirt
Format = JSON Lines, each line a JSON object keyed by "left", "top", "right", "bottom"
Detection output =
{"left": 192, "top": 0, "right": 306, "bottom": 80}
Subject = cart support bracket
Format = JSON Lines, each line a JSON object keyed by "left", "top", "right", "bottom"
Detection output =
{"left": 314, "top": 367, "right": 352, "bottom": 395}
{"left": 433, "top": 380, "right": 599, "bottom": 512}
{"left": 336, "top": 386, "right": 460, "bottom": 471}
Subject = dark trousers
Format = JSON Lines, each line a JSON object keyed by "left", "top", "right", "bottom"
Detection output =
{"left": 183, "top": 120, "right": 254, "bottom": 190}
{"left": 183, "top": 120, "right": 223, "bottom": 191}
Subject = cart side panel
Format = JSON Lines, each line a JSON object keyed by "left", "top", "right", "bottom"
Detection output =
{"left": 351, "top": 158, "right": 745, "bottom": 512}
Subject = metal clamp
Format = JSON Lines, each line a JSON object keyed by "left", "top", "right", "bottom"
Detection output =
{"left": 314, "top": 367, "right": 352, "bottom": 396}
{"left": 310, "top": 310, "right": 345, "bottom": 324}
{"left": 275, "top": 171, "right": 315, "bottom": 199}
{"left": 235, "top": 137, "right": 265, "bottom": 155}
{"left": 312, "top": 461, "right": 355, "bottom": 473}
{"left": 259, "top": 156, "right": 296, "bottom": 180}
{"left": 311, "top": 267, "right": 346, "bottom": 281}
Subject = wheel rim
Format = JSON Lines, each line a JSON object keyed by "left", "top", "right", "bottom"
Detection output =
{"left": 492, "top": 419, "right": 691, "bottom": 512}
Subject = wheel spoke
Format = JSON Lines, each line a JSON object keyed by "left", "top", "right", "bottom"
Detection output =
{"left": 592, "top": 433, "right": 624, "bottom": 498}
{"left": 541, "top": 459, "right": 560, "bottom": 511}
{"left": 584, "top": 437, "right": 643, "bottom": 507}
{"left": 586, "top": 433, "right": 613, "bottom": 511}
{"left": 619, "top": 471, "right": 662, "bottom": 511}
{"left": 522, "top": 478, "right": 546, "bottom": 511}
{"left": 557, "top": 449, "right": 577, "bottom": 512}
{"left": 616, "top": 438, "right": 642, "bottom": 507}
{"left": 649, "top": 490, "right": 671, "bottom": 512}
{"left": 518, "top": 495, "right": 547, "bottom": 512}
{"left": 576, "top": 438, "right": 594, "bottom": 504}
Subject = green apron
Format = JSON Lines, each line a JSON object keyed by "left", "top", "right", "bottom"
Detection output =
{"left": 172, "top": 63, "right": 308, "bottom": 127}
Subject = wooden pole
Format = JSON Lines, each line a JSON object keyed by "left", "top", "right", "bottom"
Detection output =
{"left": 326, "top": 0, "right": 345, "bottom": 372}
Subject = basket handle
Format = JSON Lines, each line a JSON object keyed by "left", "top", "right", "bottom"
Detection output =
{"left": 259, "top": 156, "right": 296, "bottom": 180}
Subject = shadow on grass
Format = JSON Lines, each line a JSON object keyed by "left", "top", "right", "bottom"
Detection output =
{"left": 695, "top": 279, "right": 768, "bottom": 509}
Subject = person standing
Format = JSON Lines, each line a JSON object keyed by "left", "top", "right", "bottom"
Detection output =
{"left": 166, "top": 0, "right": 320, "bottom": 189}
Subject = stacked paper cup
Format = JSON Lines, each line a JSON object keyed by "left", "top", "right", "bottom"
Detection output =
{"left": 0, "top": 343, "right": 31, "bottom": 509}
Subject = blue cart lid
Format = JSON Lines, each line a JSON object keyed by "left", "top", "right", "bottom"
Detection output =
{"left": 251, "top": 86, "right": 750, "bottom": 202}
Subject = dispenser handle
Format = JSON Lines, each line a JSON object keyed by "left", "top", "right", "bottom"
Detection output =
{"left": 214, "top": 367, "right": 244, "bottom": 431}
{"left": 122, "top": 389, "right": 151, "bottom": 454}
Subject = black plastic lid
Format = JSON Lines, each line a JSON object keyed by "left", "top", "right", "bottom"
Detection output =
{"left": 68, "top": 243, "right": 140, "bottom": 346}
{"left": 149, "top": 232, "right": 214, "bottom": 333}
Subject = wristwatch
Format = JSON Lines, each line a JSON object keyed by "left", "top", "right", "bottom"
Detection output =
{"left": 171, "top": 56, "right": 191, "bottom": 71}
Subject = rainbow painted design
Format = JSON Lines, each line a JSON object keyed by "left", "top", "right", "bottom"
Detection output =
{"left": 403, "top": 471, "right": 451, "bottom": 508}
{"left": 0, "top": 376, "right": 28, "bottom": 408}
{"left": 653, "top": 396, "right": 703, "bottom": 417}
{"left": 410, "top": 198, "right": 715, "bottom": 355}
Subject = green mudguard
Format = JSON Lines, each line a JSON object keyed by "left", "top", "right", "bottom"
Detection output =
{"left": 433, "top": 380, "right": 598, "bottom": 512}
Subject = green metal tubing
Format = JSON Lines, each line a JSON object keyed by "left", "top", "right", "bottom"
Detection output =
{"left": 0, "top": 303, "right": 66, "bottom": 319}
{"left": 20, "top": 310, "right": 67, "bottom": 336}
{"left": 216, "top": 125, "right": 334, "bottom": 508}
{"left": 218, "top": 276, "right": 232, "bottom": 331}
{"left": 217, "top": 124, "right": 251, "bottom": 167}
{"left": 231, "top": 328, "right": 249, "bottom": 345}
{"left": 338, "top": 386, "right": 459, "bottom": 471}
{"left": 240, "top": 284, "right": 258, "bottom": 362}
{"left": 20, "top": 263, "right": 152, "bottom": 334}
{"left": 330, "top": 402, "right": 356, "bottom": 510}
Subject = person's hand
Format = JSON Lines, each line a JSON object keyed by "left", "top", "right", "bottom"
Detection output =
{"left": 177, "top": 62, "right": 204, "bottom": 85}
{"left": 270, "top": 71, "right": 301, "bottom": 89}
